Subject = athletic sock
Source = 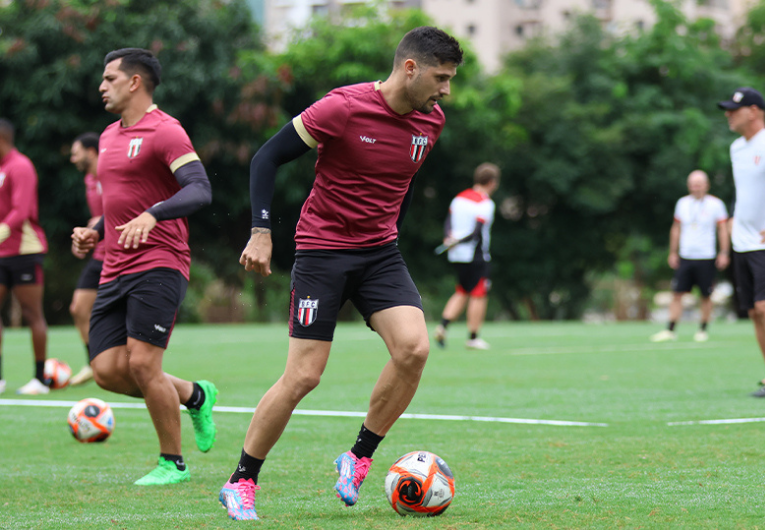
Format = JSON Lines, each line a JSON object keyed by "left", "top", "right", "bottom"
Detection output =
{"left": 700, "top": 322, "right": 708, "bottom": 331}
{"left": 470, "top": 332, "right": 478, "bottom": 340}
{"left": 668, "top": 321, "right": 676, "bottom": 332}
{"left": 351, "top": 423, "right": 384, "bottom": 460}
{"left": 184, "top": 382, "right": 205, "bottom": 410}
{"left": 440, "top": 318, "right": 451, "bottom": 329}
{"left": 230, "top": 449, "right": 264, "bottom": 484}
{"left": 84, "top": 344, "right": 90, "bottom": 363}
{"left": 160, "top": 453, "right": 187, "bottom": 471}
{"left": 35, "top": 360, "right": 45, "bottom": 383}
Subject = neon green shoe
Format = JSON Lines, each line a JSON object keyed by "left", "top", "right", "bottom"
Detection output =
{"left": 134, "top": 457, "right": 190, "bottom": 486}
{"left": 186, "top": 380, "right": 218, "bottom": 453}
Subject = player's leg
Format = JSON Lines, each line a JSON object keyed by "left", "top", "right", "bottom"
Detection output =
{"left": 694, "top": 259, "right": 717, "bottom": 342}
{"left": 13, "top": 280, "right": 49, "bottom": 395}
{"left": 435, "top": 291, "right": 467, "bottom": 348}
{"left": 652, "top": 261, "right": 688, "bottom": 342}
{"left": 69, "top": 288, "right": 98, "bottom": 385}
{"left": 465, "top": 270, "right": 491, "bottom": 350}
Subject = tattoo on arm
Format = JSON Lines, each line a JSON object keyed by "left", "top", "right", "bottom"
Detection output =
{"left": 251, "top": 227, "right": 272, "bottom": 235}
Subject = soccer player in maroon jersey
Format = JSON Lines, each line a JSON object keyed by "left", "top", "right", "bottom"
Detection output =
{"left": 68, "top": 132, "right": 104, "bottom": 386}
{"left": 0, "top": 118, "right": 49, "bottom": 396}
{"left": 219, "top": 27, "right": 463, "bottom": 520}
{"left": 71, "top": 48, "right": 217, "bottom": 486}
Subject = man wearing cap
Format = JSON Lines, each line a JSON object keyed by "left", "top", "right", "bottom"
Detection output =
{"left": 718, "top": 87, "right": 765, "bottom": 396}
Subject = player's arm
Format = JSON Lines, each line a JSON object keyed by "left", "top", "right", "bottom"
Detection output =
{"left": 0, "top": 166, "right": 36, "bottom": 244}
{"left": 117, "top": 159, "right": 212, "bottom": 249}
{"left": 716, "top": 218, "right": 730, "bottom": 270}
{"left": 668, "top": 220, "right": 681, "bottom": 269}
{"left": 241, "top": 121, "right": 312, "bottom": 276}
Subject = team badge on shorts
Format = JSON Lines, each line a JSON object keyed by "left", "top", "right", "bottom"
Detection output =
{"left": 410, "top": 135, "right": 428, "bottom": 162}
{"left": 297, "top": 298, "right": 319, "bottom": 327}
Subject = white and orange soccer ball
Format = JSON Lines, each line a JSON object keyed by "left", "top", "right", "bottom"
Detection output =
{"left": 44, "top": 358, "right": 71, "bottom": 389}
{"left": 67, "top": 398, "right": 115, "bottom": 443}
{"left": 385, "top": 451, "right": 455, "bottom": 516}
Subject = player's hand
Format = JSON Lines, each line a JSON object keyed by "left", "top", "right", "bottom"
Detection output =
{"left": 443, "top": 236, "right": 458, "bottom": 247}
{"left": 668, "top": 252, "right": 680, "bottom": 270}
{"left": 71, "top": 241, "right": 88, "bottom": 260}
{"left": 761, "top": 229, "right": 765, "bottom": 244}
{"left": 716, "top": 253, "right": 730, "bottom": 270}
{"left": 240, "top": 228, "right": 273, "bottom": 277}
{"left": 72, "top": 227, "right": 99, "bottom": 254}
{"left": 116, "top": 212, "right": 157, "bottom": 250}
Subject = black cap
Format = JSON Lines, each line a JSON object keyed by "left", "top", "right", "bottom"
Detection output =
{"left": 718, "top": 87, "right": 765, "bottom": 110}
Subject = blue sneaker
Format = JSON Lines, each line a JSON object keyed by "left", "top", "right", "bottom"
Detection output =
{"left": 219, "top": 477, "right": 259, "bottom": 520}
{"left": 334, "top": 451, "right": 372, "bottom": 506}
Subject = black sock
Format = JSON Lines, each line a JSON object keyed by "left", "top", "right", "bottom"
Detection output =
{"left": 184, "top": 382, "right": 205, "bottom": 410}
{"left": 668, "top": 322, "right": 676, "bottom": 332}
{"left": 440, "top": 318, "right": 450, "bottom": 329}
{"left": 160, "top": 453, "right": 186, "bottom": 471}
{"left": 230, "top": 449, "right": 264, "bottom": 484}
{"left": 470, "top": 332, "right": 478, "bottom": 340}
{"left": 84, "top": 344, "right": 90, "bottom": 363}
{"left": 351, "top": 423, "right": 384, "bottom": 460}
{"left": 35, "top": 360, "right": 45, "bottom": 383}
{"left": 700, "top": 322, "right": 708, "bottom": 331}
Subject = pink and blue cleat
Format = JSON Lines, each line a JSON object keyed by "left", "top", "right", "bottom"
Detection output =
{"left": 334, "top": 451, "right": 372, "bottom": 506}
{"left": 219, "top": 477, "right": 260, "bottom": 521}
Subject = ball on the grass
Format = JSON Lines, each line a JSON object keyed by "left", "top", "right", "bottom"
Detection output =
{"left": 44, "top": 358, "right": 71, "bottom": 389}
{"left": 385, "top": 451, "right": 455, "bottom": 516}
{"left": 67, "top": 398, "right": 115, "bottom": 443}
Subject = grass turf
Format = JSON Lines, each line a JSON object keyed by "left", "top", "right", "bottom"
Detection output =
{"left": 2, "top": 320, "right": 765, "bottom": 529}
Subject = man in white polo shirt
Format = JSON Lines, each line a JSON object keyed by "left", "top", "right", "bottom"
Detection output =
{"left": 651, "top": 170, "right": 729, "bottom": 343}
{"left": 718, "top": 87, "right": 765, "bottom": 396}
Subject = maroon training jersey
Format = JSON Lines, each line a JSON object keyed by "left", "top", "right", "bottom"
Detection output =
{"left": 97, "top": 106, "right": 200, "bottom": 283}
{"left": 0, "top": 148, "right": 48, "bottom": 257}
{"left": 292, "top": 81, "right": 445, "bottom": 249}
{"left": 84, "top": 173, "right": 105, "bottom": 261}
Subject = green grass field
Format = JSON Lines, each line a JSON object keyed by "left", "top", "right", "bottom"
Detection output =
{"left": 3, "top": 320, "right": 765, "bottom": 529}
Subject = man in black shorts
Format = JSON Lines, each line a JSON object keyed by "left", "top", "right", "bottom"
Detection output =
{"left": 68, "top": 132, "right": 104, "bottom": 386}
{"left": 219, "top": 27, "right": 464, "bottom": 520}
{"left": 0, "top": 118, "right": 49, "bottom": 395}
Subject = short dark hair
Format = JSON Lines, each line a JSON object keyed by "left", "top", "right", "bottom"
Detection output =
{"left": 393, "top": 26, "right": 463, "bottom": 69}
{"left": 104, "top": 48, "right": 162, "bottom": 93}
{"left": 474, "top": 162, "right": 500, "bottom": 186}
{"left": 0, "top": 118, "right": 14, "bottom": 145}
{"left": 74, "top": 132, "right": 100, "bottom": 152}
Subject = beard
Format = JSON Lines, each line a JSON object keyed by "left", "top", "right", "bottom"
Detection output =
{"left": 406, "top": 74, "right": 437, "bottom": 114}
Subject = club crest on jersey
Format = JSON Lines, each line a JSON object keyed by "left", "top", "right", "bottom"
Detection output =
{"left": 297, "top": 298, "right": 319, "bottom": 327}
{"left": 410, "top": 135, "right": 428, "bottom": 162}
{"left": 756, "top": 155, "right": 762, "bottom": 166}
{"left": 127, "top": 137, "right": 143, "bottom": 158}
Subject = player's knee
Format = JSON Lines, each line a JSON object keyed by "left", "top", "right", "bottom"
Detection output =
{"left": 126, "top": 354, "right": 159, "bottom": 385}
{"left": 753, "top": 301, "right": 765, "bottom": 319}
{"left": 395, "top": 337, "right": 429, "bottom": 372}
{"left": 284, "top": 370, "right": 322, "bottom": 400}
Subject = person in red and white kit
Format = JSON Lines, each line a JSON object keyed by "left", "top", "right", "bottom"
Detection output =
{"left": 717, "top": 87, "right": 765, "bottom": 396}
{"left": 650, "top": 170, "right": 729, "bottom": 343}
{"left": 219, "top": 27, "right": 463, "bottom": 521}
{"left": 68, "top": 132, "right": 104, "bottom": 386}
{"left": 0, "top": 118, "right": 49, "bottom": 396}
{"left": 72, "top": 48, "right": 217, "bottom": 485}
{"left": 434, "top": 163, "right": 499, "bottom": 351}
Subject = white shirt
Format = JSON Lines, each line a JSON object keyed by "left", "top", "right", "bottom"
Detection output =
{"left": 674, "top": 195, "right": 728, "bottom": 259}
{"left": 446, "top": 188, "right": 495, "bottom": 263}
{"left": 731, "top": 128, "right": 765, "bottom": 252}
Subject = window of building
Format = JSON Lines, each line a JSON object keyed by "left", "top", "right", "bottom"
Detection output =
{"left": 467, "top": 24, "right": 477, "bottom": 35}
{"left": 515, "top": 24, "right": 524, "bottom": 36}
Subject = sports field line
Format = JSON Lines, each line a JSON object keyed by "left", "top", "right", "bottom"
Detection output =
{"left": 507, "top": 341, "right": 721, "bottom": 356}
{"left": 668, "top": 417, "right": 765, "bottom": 426}
{"left": 0, "top": 398, "right": 607, "bottom": 427}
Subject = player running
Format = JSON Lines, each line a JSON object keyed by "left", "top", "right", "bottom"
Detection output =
{"left": 72, "top": 48, "right": 216, "bottom": 484}
{"left": 219, "top": 26, "right": 463, "bottom": 520}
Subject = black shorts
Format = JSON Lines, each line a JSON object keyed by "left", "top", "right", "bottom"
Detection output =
{"left": 289, "top": 243, "right": 422, "bottom": 341}
{"left": 453, "top": 261, "right": 490, "bottom": 296}
{"left": 89, "top": 268, "right": 188, "bottom": 360}
{"left": 75, "top": 259, "right": 103, "bottom": 290}
{"left": 0, "top": 253, "right": 44, "bottom": 288}
{"left": 733, "top": 250, "right": 765, "bottom": 311}
{"left": 671, "top": 258, "right": 716, "bottom": 297}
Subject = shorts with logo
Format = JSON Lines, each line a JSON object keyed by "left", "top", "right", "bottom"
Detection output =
{"left": 671, "top": 258, "right": 716, "bottom": 297}
{"left": 452, "top": 261, "right": 490, "bottom": 297}
{"left": 733, "top": 250, "right": 765, "bottom": 311}
{"left": 89, "top": 267, "right": 188, "bottom": 360}
{"left": 0, "top": 253, "right": 45, "bottom": 288}
{"left": 75, "top": 258, "right": 103, "bottom": 290}
{"left": 289, "top": 243, "right": 423, "bottom": 341}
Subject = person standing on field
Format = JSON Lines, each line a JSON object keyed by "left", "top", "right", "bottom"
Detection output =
{"left": 68, "top": 132, "right": 104, "bottom": 386}
{"left": 72, "top": 48, "right": 217, "bottom": 484}
{"left": 717, "top": 87, "right": 765, "bottom": 397}
{"left": 0, "top": 118, "right": 49, "bottom": 396}
{"left": 218, "top": 26, "right": 463, "bottom": 521}
{"left": 650, "top": 170, "right": 729, "bottom": 343}
{"left": 434, "top": 162, "right": 499, "bottom": 350}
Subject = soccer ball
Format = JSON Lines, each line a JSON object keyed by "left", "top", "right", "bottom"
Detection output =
{"left": 44, "top": 358, "right": 71, "bottom": 389}
{"left": 67, "top": 398, "right": 115, "bottom": 443}
{"left": 385, "top": 451, "right": 455, "bottom": 516}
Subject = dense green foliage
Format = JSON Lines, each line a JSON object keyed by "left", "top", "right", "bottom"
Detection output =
{"left": 1, "top": 0, "right": 764, "bottom": 322}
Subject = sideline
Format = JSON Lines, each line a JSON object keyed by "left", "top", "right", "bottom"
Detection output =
{"left": 0, "top": 398, "right": 608, "bottom": 427}
{"left": 668, "top": 417, "right": 765, "bottom": 426}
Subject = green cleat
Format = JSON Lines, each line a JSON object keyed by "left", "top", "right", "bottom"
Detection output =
{"left": 134, "top": 457, "right": 190, "bottom": 486}
{"left": 186, "top": 380, "right": 218, "bottom": 453}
